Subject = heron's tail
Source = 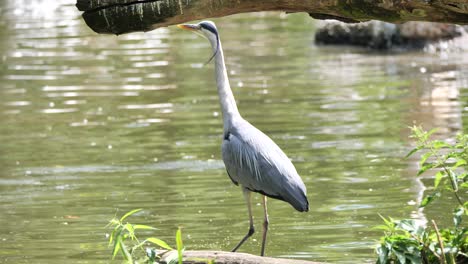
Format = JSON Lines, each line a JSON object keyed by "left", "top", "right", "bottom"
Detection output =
{"left": 282, "top": 184, "right": 309, "bottom": 212}
{"left": 290, "top": 190, "right": 309, "bottom": 212}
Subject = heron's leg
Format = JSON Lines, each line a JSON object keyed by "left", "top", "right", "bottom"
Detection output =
{"left": 231, "top": 187, "right": 255, "bottom": 252}
{"left": 260, "top": 195, "right": 269, "bottom": 256}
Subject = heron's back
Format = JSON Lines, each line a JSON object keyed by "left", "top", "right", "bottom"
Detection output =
{"left": 222, "top": 119, "right": 309, "bottom": 212}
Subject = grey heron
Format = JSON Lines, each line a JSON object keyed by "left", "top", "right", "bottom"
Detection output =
{"left": 178, "top": 21, "right": 308, "bottom": 256}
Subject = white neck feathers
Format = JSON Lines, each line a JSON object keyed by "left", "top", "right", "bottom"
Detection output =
{"left": 207, "top": 34, "right": 241, "bottom": 130}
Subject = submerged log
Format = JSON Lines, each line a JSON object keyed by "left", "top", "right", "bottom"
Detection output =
{"left": 160, "top": 250, "right": 325, "bottom": 264}
{"left": 315, "top": 20, "right": 465, "bottom": 49}
{"left": 76, "top": 0, "right": 468, "bottom": 35}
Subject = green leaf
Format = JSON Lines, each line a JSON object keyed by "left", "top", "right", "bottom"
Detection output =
{"left": 407, "top": 254, "right": 422, "bottom": 264}
{"left": 120, "top": 208, "right": 142, "bottom": 222}
{"left": 112, "top": 229, "right": 123, "bottom": 259}
{"left": 417, "top": 163, "right": 436, "bottom": 176}
{"left": 454, "top": 159, "right": 467, "bottom": 169}
{"left": 459, "top": 172, "right": 468, "bottom": 181}
{"left": 434, "top": 171, "right": 444, "bottom": 189}
{"left": 420, "top": 192, "right": 440, "bottom": 208}
{"left": 406, "top": 147, "right": 421, "bottom": 158}
{"left": 397, "top": 219, "right": 417, "bottom": 233}
{"left": 396, "top": 219, "right": 426, "bottom": 237}
{"left": 393, "top": 249, "right": 407, "bottom": 264}
{"left": 176, "top": 227, "right": 183, "bottom": 264}
{"left": 420, "top": 152, "right": 433, "bottom": 166}
{"left": 119, "top": 236, "right": 132, "bottom": 261}
{"left": 133, "top": 224, "right": 156, "bottom": 230}
{"left": 453, "top": 207, "right": 464, "bottom": 227}
{"left": 376, "top": 245, "right": 388, "bottom": 264}
{"left": 123, "top": 223, "right": 134, "bottom": 233}
{"left": 109, "top": 225, "right": 120, "bottom": 245}
{"left": 432, "top": 140, "right": 450, "bottom": 150}
{"left": 147, "top": 237, "right": 173, "bottom": 250}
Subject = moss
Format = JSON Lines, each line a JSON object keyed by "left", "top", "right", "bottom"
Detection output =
{"left": 399, "top": 8, "right": 427, "bottom": 19}
{"left": 336, "top": 0, "right": 402, "bottom": 23}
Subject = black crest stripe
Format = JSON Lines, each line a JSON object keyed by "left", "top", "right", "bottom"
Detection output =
{"left": 200, "top": 22, "right": 218, "bottom": 37}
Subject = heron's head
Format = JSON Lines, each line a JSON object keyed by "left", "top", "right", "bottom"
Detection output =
{"left": 178, "top": 21, "right": 219, "bottom": 42}
{"left": 178, "top": 21, "right": 220, "bottom": 64}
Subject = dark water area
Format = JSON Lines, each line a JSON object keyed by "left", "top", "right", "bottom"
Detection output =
{"left": 0, "top": 1, "right": 467, "bottom": 263}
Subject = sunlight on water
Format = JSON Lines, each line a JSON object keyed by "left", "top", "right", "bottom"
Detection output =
{"left": 0, "top": 0, "right": 467, "bottom": 263}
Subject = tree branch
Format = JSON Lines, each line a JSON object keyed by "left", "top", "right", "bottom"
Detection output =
{"left": 76, "top": 0, "right": 468, "bottom": 35}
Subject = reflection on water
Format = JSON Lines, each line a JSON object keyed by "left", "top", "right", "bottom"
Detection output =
{"left": 1, "top": 0, "right": 467, "bottom": 263}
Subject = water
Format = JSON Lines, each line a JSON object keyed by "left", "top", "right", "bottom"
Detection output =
{"left": 1, "top": 1, "right": 467, "bottom": 263}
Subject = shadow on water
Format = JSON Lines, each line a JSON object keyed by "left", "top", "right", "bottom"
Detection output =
{"left": 0, "top": 0, "right": 467, "bottom": 263}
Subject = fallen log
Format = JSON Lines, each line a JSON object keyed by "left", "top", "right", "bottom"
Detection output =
{"left": 315, "top": 20, "right": 465, "bottom": 49}
{"left": 76, "top": 0, "right": 468, "bottom": 35}
{"left": 159, "top": 250, "right": 325, "bottom": 264}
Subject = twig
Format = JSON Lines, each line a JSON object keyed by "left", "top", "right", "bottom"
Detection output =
{"left": 431, "top": 220, "right": 447, "bottom": 264}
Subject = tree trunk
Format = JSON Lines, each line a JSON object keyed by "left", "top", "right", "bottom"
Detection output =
{"left": 76, "top": 0, "right": 468, "bottom": 35}
{"left": 159, "top": 250, "right": 325, "bottom": 264}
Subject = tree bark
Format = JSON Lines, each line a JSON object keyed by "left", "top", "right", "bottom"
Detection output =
{"left": 76, "top": 0, "right": 468, "bottom": 35}
{"left": 159, "top": 250, "right": 325, "bottom": 264}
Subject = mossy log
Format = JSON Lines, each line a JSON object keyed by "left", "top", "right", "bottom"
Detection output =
{"left": 76, "top": 0, "right": 468, "bottom": 35}
{"left": 160, "top": 250, "right": 325, "bottom": 264}
{"left": 315, "top": 20, "right": 465, "bottom": 49}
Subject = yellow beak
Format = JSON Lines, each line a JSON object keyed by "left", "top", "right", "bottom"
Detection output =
{"left": 177, "top": 24, "right": 199, "bottom": 31}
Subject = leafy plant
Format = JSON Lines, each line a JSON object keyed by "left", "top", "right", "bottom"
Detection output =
{"left": 375, "top": 126, "right": 467, "bottom": 264}
{"left": 107, "top": 209, "right": 185, "bottom": 263}
{"left": 407, "top": 126, "right": 467, "bottom": 209}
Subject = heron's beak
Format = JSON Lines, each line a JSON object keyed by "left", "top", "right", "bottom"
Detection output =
{"left": 177, "top": 24, "right": 200, "bottom": 31}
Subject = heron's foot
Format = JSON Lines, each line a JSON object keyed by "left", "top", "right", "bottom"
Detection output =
{"left": 231, "top": 226, "right": 255, "bottom": 252}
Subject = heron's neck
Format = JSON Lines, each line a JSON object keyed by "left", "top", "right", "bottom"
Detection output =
{"left": 209, "top": 38, "right": 241, "bottom": 129}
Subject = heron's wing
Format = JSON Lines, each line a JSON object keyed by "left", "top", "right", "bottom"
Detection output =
{"left": 222, "top": 130, "right": 263, "bottom": 187}
{"left": 224, "top": 151, "right": 239, "bottom": 186}
{"left": 221, "top": 120, "right": 308, "bottom": 211}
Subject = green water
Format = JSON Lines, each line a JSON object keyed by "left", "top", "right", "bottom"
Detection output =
{"left": 1, "top": 1, "right": 467, "bottom": 263}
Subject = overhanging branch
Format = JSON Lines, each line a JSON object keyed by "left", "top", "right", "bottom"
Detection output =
{"left": 75, "top": 0, "right": 468, "bottom": 35}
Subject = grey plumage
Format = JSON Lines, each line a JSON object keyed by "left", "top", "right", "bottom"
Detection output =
{"left": 222, "top": 118, "right": 308, "bottom": 212}
{"left": 178, "top": 20, "right": 308, "bottom": 256}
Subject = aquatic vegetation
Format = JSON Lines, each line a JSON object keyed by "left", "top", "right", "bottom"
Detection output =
{"left": 375, "top": 126, "right": 467, "bottom": 264}
{"left": 107, "top": 208, "right": 184, "bottom": 264}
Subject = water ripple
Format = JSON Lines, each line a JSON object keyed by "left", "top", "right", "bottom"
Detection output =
{"left": 21, "top": 160, "right": 225, "bottom": 176}
{"left": 4, "top": 101, "right": 31, "bottom": 106}
{"left": 44, "top": 92, "right": 139, "bottom": 97}
{"left": 40, "top": 108, "right": 77, "bottom": 114}
{"left": 118, "top": 103, "right": 173, "bottom": 109}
